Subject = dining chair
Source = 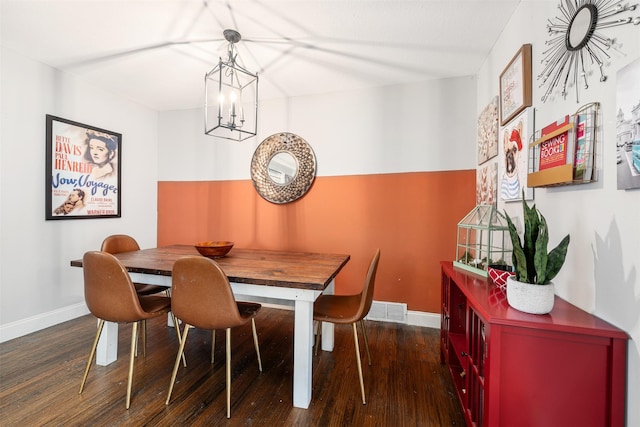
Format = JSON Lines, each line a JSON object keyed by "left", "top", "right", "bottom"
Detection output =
{"left": 101, "top": 234, "right": 169, "bottom": 297}
{"left": 101, "top": 234, "right": 183, "bottom": 364}
{"left": 313, "top": 248, "right": 380, "bottom": 404}
{"left": 166, "top": 256, "right": 262, "bottom": 418}
{"left": 78, "top": 251, "right": 172, "bottom": 409}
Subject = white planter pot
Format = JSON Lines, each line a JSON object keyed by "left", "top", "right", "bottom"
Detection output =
{"left": 506, "top": 276, "right": 555, "bottom": 314}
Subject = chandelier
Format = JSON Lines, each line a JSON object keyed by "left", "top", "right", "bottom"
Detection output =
{"left": 205, "top": 29, "right": 258, "bottom": 141}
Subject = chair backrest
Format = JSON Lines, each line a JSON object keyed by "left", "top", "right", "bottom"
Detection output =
{"left": 82, "top": 251, "right": 150, "bottom": 322}
{"left": 101, "top": 234, "right": 140, "bottom": 255}
{"left": 171, "top": 256, "right": 245, "bottom": 330}
{"left": 356, "top": 249, "right": 381, "bottom": 322}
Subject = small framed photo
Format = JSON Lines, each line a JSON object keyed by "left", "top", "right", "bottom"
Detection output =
{"left": 45, "top": 115, "right": 121, "bottom": 220}
{"left": 499, "top": 44, "right": 532, "bottom": 126}
{"left": 477, "top": 96, "right": 499, "bottom": 165}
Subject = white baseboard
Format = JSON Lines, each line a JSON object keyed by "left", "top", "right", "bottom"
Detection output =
{"left": 407, "top": 310, "right": 441, "bottom": 329}
{"left": 0, "top": 302, "right": 90, "bottom": 343}
{"left": 0, "top": 300, "right": 441, "bottom": 343}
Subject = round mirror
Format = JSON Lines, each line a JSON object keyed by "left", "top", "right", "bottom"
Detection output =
{"left": 267, "top": 151, "right": 298, "bottom": 185}
{"left": 566, "top": 4, "right": 597, "bottom": 51}
{"left": 251, "top": 133, "right": 316, "bottom": 204}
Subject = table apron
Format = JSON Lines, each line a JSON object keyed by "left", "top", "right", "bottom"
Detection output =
{"left": 128, "top": 272, "right": 323, "bottom": 303}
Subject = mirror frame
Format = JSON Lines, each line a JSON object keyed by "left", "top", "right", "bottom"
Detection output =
{"left": 566, "top": 4, "right": 597, "bottom": 51}
{"left": 539, "top": 0, "right": 639, "bottom": 103}
{"left": 250, "top": 132, "right": 316, "bottom": 204}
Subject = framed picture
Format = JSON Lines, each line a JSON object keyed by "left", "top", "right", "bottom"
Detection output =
{"left": 499, "top": 44, "right": 532, "bottom": 126}
{"left": 45, "top": 115, "right": 121, "bottom": 220}
{"left": 477, "top": 96, "right": 499, "bottom": 165}
{"left": 476, "top": 161, "right": 497, "bottom": 206}
{"left": 499, "top": 107, "right": 534, "bottom": 202}
{"left": 616, "top": 57, "right": 640, "bottom": 190}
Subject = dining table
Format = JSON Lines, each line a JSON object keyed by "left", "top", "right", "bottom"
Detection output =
{"left": 70, "top": 244, "right": 350, "bottom": 409}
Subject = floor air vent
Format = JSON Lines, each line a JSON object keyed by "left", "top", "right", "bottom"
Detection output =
{"left": 366, "top": 301, "right": 408, "bottom": 324}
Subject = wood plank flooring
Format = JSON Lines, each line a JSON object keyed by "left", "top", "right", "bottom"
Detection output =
{"left": 0, "top": 307, "right": 465, "bottom": 426}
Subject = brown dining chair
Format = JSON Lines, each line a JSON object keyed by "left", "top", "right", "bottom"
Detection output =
{"left": 101, "top": 234, "right": 183, "bottom": 364}
{"left": 101, "top": 234, "right": 169, "bottom": 297}
{"left": 313, "top": 249, "right": 380, "bottom": 404}
{"left": 79, "top": 251, "right": 172, "bottom": 409}
{"left": 166, "top": 256, "right": 262, "bottom": 418}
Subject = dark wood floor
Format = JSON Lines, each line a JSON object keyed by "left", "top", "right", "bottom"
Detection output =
{"left": 0, "top": 307, "right": 464, "bottom": 426}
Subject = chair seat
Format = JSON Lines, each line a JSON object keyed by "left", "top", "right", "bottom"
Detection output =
{"left": 134, "top": 283, "right": 169, "bottom": 296}
{"left": 237, "top": 301, "right": 261, "bottom": 319}
{"left": 313, "top": 294, "right": 362, "bottom": 324}
{"left": 138, "top": 295, "right": 172, "bottom": 317}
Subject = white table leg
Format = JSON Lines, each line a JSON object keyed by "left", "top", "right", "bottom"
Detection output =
{"left": 321, "top": 279, "right": 335, "bottom": 352}
{"left": 293, "top": 299, "right": 314, "bottom": 409}
{"left": 96, "top": 320, "right": 118, "bottom": 366}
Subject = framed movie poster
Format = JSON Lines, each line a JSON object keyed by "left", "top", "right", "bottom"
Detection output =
{"left": 499, "top": 44, "right": 532, "bottom": 126}
{"left": 45, "top": 115, "right": 121, "bottom": 220}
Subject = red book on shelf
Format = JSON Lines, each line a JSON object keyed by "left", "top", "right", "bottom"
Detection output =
{"left": 539, "top": 115, "right": 573, "bottom": 171}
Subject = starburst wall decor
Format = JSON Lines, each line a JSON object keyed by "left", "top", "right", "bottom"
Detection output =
{"left": 539, "top": 0, "right": 640, "bottom": 103}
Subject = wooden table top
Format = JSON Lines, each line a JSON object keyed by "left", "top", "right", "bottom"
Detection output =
{"left": 71, "top": 245, "right": 350, "bottom": 291}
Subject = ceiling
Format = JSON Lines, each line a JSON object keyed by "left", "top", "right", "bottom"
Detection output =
{"left": 1, "top": 0, "right": 522, "bottom": 111}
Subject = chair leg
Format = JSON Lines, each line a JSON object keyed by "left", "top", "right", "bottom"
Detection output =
{"left": 79, "top": 319, "right": 105, "bottom": 394}
{"left": 360, "top": 319, "right": 371, "bottom": 366}
{"left": 126, "top": 321, "right": 138, "bottom": 409}
{"left": 171, "top": 312, "right": 186, "bottom": 367}
{"left": 226, "top": 328, "right": 232, "bottom": 419}
{"left": 211, "top": 330, "right": 216, "bottom": 365}
{"left": 166, "top": 289, "right": 186, "bottom": 368}
{"left": 352, "top": 323, "right": 366, "bottom": 405}
{"left": 251, "top": 318, "right": 262, "bottom": 372}
{"left": 166, "top": 324, "right": 191, "bottom": 405}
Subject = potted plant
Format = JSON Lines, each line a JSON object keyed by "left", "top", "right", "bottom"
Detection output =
{"left": 503, "top": 193, "right": 570, "bottom": 314}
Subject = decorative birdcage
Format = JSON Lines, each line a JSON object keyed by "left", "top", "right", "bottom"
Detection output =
{"left": 454, "top": 205, "right": 512, "bottom": 277}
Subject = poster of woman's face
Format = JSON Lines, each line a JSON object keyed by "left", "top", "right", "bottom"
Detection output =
{"left": 45, "top": 115, "right": 122, "bottom": 220}
{"left": 499, "top": 108, "right": 533, "bottom": 202}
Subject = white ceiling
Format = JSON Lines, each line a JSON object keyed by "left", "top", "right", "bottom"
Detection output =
{"left": 1, "top": 0, "right": 522, "bottom": 111}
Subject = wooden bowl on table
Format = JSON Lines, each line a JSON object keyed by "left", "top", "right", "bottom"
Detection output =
{"left": 194, "top": 241, "right": 234, "bottom": 259}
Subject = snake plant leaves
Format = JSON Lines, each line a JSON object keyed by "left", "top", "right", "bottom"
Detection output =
{"left": 504, "top": 211, "right": 529, "bottom": 283}
{"left": 545, "top": 234, "right": 570, "bottom": 283}
{"left": 505, "top": 192, "right": 570, "bottom": 285}
{"left": 522, "top": 197, "right": 540, "bottom": 281}
{"left": 534, "top": 215, "right": 549, "bottom": 284}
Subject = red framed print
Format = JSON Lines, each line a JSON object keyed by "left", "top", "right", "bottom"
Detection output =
{"left": 499, "top": 44, "right": 532, "bottom": 126}
{"left": 45, "top": 115, "right": 121, "bottom": 219}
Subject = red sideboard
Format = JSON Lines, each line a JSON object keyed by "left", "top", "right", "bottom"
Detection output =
{"left": 440, "top": 261, "right": 628, "bottom": 427}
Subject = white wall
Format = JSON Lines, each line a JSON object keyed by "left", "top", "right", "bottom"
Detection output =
{"left": 158, "top": 76, "right": 478, "bottom": 180}
{"left": 0, "top": 47, "right": 159, "bottom": 341}
{"left": 478, "top": 2, "right": 640, "bottom": 424}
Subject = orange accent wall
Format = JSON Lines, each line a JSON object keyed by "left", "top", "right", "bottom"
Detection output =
{"left": 158, "top": 171, "right": 475, "bottom": 313}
